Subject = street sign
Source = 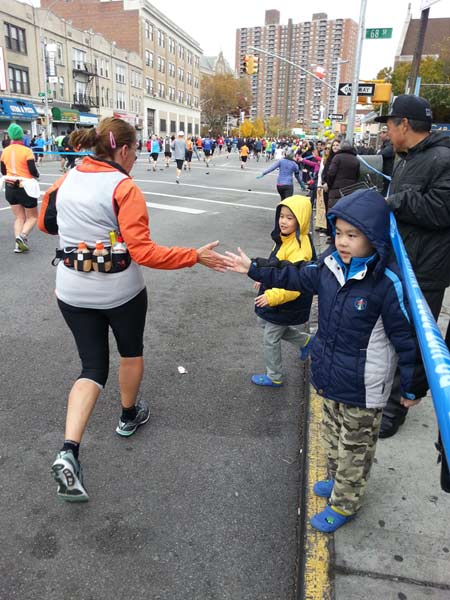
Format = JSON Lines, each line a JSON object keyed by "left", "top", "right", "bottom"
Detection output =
{"left": 338, "top": 82, "right": 375, "bottom": 96}
{"left": 329, "top": 113, "right": 343, "bottom": 121}
{"left": 38, "top": 92, "right": 45, "bottom": 97}
{"left": 365, "top": 28, "right": 393, "bottom": 39}
{"left": 41, "top": 98, "right": 53, "bottom": 104}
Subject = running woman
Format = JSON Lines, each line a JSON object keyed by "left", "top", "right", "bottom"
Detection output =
{"left": 38, "top": 117, "right": 227, "bottom": 502}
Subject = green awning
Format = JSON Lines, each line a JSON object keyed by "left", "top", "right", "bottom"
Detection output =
{"left": 51, "top": 107, "right": 80, "bottom": 123}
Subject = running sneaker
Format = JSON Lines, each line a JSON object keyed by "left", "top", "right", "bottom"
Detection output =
{"left": 15, "top": 234, "right": 29, "bottom": 252}
{"left": 115, "top": 401, "right": 150, "bottom": 437}
{"left": 51, "top": 450, "right": 89, "bottom": 502}
{"left": 14, "top": 243, "right": 23, "bottom": 254}
{"left": 251, "top": 374, "right": 283, "bottom": 387}
{"left": 300, "top": 335, "right": 315, "bottom": 361}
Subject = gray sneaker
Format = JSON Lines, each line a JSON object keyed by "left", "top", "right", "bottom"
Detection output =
{"left": 51, "top": 450, "right": 89, "bottom": 502}
{"left": 15, "top": 235, "right": 29, "bottom": 252}
{"left": 115, "top": 401, "right": 150, "bottom": 437}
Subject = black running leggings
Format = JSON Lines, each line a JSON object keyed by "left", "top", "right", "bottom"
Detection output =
{"left": 276, "top": 184, "right": 294, "bottom": 200}
{"left": 57, "top": 288, "right": 148, "bottom": 387}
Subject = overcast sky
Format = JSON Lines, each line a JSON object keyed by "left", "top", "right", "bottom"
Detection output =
{"left": 148, "top": 0, "right": 449, "bottom": 78}
{"left": 29, "top": 0, "right": 449, "bottom": 78}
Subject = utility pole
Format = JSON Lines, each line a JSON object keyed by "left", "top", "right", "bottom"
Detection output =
{"left": 346, "top": 0, "right": 367, "bottom": 142}
{"left": 407, "top": 7, "right": 430, "bottom": 95}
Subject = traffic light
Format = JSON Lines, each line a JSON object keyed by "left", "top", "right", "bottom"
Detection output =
{"left": 245, "top": 55, "right": 259, "bottom": 75}
{"left": 241, "top": 55, "right": 248, "bottom": 75}
{"left": 372, "top": 83, "right": 392, "bottom": 104}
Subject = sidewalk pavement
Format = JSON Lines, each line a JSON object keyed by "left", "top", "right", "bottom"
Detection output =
{"left": 303, "top": 234, "right": 450, "bottom": 600}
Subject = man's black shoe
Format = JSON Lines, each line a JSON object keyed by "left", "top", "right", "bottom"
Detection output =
{"left": 379, "top": 415, "right": 406, "bottom": 439}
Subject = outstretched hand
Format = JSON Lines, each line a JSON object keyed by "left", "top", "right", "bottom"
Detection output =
{"left": 224, "top": 247, "right": 252, "bottom": 274}
{"left": 196, "top": 240, "right": 227, "bottom": 272}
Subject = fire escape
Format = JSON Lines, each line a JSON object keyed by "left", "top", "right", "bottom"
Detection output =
{"left": 72, "top": 60, "right": 99, "bottom": 111}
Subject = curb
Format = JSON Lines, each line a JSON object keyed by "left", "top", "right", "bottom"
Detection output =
{"left": 301, "top": 388, "right": 332, "bottom": 600}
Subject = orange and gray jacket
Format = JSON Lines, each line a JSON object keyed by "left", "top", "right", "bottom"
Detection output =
{"left": 38, "top": 155, "right": 198, "bottom": 270}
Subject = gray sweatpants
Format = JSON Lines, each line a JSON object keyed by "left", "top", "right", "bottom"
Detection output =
{"left": 257, "top": 316, "right": 309, "bottom": 382}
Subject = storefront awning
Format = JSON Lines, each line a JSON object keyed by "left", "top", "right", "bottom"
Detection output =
{"left": 79, "top": 112, "right": 99, "bottom": 126}
{"left": 0, "top": 97, "right": 39, "bottom": 121}
{"left": 51, "top": 107, "right": 79, "bottom": 123}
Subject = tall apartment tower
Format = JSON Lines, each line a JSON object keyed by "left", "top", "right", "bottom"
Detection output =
{"left": 236, "top": 11, "right": 358, "bottom": 132}
{"left": 41, "top": 0, "right": 202, "bottom": 138}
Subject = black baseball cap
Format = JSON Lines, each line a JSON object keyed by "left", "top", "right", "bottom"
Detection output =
{"left": 375, "top": 94, "right": 433, "bottom": 124}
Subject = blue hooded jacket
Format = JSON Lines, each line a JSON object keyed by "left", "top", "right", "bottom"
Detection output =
{"left": 248, "top": 189, "right": 416, "bottom": 408}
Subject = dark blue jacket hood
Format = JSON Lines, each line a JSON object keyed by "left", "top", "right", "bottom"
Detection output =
{"left": 327, "top": 189, "right": 391, "bottom": 278}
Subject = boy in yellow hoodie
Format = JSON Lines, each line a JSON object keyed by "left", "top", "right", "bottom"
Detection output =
{"left": 252, "top": 195, "right": 314, "bottom": 386}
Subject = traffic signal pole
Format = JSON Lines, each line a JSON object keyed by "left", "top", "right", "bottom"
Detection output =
{"left": 246, "top": 45, "right": 336, "bottom": 92}
{"left": 346, "top": 0, "right": 367, "bottom": 142}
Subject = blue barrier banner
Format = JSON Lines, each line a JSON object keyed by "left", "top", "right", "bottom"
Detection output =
{"left": 390, "top": 214, "right": 450, "bottom": 465}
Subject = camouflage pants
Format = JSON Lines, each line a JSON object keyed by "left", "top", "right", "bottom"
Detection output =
{"left": 322, "top": 398, "right": 382, "bottom": 515}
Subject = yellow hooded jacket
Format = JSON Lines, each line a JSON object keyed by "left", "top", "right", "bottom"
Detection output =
{"left": 264, "top": 195, "right": 313, "bottom": 306}
{"left": 255, "top": 194, "right": 314, "bottom": 326}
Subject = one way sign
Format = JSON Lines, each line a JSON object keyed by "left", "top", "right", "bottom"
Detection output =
{"left": 338, "top": 82, "right": 375, "bottom": 96}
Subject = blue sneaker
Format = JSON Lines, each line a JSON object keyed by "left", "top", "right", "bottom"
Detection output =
{"left": 300, "top": 335, "right": 314, "bottom": 361}
{"left": 313, "top": 479, "right": 334, "bottom": 498}
{"left": 251, "top": 374, "right": 283, "bottom": 387}
{"left": 310, "top": 505, "right": 355, "bottom": 533}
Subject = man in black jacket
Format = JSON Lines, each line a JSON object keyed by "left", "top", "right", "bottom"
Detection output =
{"left": 377, "top": 126, "right": 394, "bottom": 196}
{"left": 375, "top": 95, "right": 450, "bottom": 438}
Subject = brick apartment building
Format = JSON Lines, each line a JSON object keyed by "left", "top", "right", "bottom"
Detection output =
{"left": 41, "top": 0, "right": 202, "bottom": 138}
{"left": 235, "top": 10, "right": 358, "bottom": 132}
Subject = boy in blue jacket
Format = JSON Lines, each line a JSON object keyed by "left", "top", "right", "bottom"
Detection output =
{"left": 225, "top": 189, "right": 419, "bottom": 532}
{"left": 252, "top": 195, "right": 314, "bottom": 387}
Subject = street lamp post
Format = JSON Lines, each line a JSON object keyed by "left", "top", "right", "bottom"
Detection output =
{"left": 346, "top": 0, "right": 368, "bottom": 142}
{"left": 35, "top": 0, "right": 61, "bottom": 144}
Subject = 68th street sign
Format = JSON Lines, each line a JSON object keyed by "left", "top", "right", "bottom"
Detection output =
{"left": 338, "top": 82, "right": 375, "bottom": 96}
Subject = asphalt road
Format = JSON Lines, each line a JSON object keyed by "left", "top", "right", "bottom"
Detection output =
{"left": 0, "top": 150, "right": 308, "bottom": 600}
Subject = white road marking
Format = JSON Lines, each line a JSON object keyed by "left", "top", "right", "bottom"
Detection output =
{"left": 1, "top": 179, "right": 276, "bottom": 214}
{"left": 146, "top": 201, "right": 204, "bottom": 214}
{"left": 141, "top": 190, "right": 274, "bottom": 211}
{"left": 37, "top": 173, "right": 278, "bottom": 197}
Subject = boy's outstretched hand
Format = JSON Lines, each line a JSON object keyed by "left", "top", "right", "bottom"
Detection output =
{"left": 197, "top": 241, "right": 227, "bottom": 272}
{"left": 255, "top": 294, "right": 269, "bottom": 307}
{"left": 224, "top": 248, "right": 252, "bottom": 273}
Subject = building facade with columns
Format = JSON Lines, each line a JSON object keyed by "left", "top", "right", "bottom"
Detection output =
{"left": 41, "top": 0, "right": 203, "bottom": 139}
